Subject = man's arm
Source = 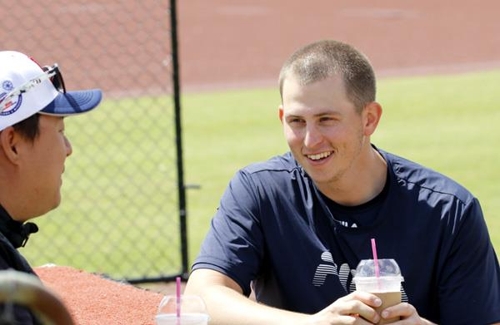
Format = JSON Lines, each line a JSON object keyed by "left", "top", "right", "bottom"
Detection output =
{"left": 184, "top": 269, "right": 307, "bottom": 325}
{"left": 184, "top": 269, "right": 383, "bottom": 325}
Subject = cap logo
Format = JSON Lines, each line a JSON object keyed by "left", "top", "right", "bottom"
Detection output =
{"left": 0, "top": 80, "right": 22, "bottom": 116}
{"left": 2, "top": 80, "right": 14, "bottom": 91}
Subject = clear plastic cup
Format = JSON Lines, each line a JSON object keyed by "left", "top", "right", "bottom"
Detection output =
{"left": 155, "top": 313, "right": 209, "bottom": 325}
{"left": 155, "top": 295, "right": 209, "bottom": 325}
{"left": 353, "top": 259, "right": 404, "bottom": 324}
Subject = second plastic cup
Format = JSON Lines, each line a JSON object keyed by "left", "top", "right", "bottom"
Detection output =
{"left": 155, "top": 313, "right": 209, "bottom": 325}
{"left": 155, "top": 294, "right": 209, "bottom": 325}
{"left": 353, "top": 259, "right": 404, "bottom": 324}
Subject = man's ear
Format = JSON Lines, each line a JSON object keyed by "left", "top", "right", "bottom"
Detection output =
{"left": 0, "top": 127, "right": 20, "bottom": 162}
{"left": 279, "top": 105, "right": 284, "bottom": 123}
{"left": 362, "top": 101, "right": 383, "bottom": 136}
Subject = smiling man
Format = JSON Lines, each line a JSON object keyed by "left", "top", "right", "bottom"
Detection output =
{"left": 185, "top": 40, "right": 500, "bottom": 325}
{"left": 0, "top": 51, "right": 102, "bottom": 324}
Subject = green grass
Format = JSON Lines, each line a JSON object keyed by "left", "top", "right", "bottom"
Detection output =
{"left": 23, "top": 97, "right": 183, "bottom": 278}
{"left": 22, "top": 70, "right": 500, "bottom": 279}
{"left": 181, "top": 88, "right": 289, "bottom": 260}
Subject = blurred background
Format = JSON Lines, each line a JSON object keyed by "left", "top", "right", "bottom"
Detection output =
{"left": 1, "top": 0, "right": 499, "bottom": 284}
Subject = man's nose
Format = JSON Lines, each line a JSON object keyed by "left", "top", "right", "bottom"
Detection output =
{"left": 304, "top": 125, "right": 322, "bottom": 147}
{"left": 65, "top": 137, "right": 73, "bottom": 157}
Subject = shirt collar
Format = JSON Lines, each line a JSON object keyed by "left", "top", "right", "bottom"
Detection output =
{"left": 0, "top": 205, "right": 39, "bottom": 248}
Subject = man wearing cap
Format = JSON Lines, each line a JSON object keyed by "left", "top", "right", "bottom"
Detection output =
{"left": 0, "top": 51, "right": 102, "bottom": 323}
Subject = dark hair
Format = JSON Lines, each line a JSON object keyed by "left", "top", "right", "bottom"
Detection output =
{"left": 278, "top": 40, "right": 376, "bottom": 112}
{"left": 13, "top": 113, "right": 40, "bottom": 141}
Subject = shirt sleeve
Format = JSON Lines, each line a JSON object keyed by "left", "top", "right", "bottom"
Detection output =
{"left": 191, "top": 170, "right": 265, "bottom": 296}
{"left": 438, "top": 197, "right": 500, "bottom": 325}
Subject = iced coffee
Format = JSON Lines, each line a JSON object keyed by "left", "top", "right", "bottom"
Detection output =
{"left": 353, "top": 259, "right": 404, "bottom": 324}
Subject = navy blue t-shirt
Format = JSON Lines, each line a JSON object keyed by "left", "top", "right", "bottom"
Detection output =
{"left": 192, "top": 149, "right": 500, "bottom": 325}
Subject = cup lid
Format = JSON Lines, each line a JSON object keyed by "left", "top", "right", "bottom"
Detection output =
{"left": 354, "top": 258, "right": 402, "bottom": 277}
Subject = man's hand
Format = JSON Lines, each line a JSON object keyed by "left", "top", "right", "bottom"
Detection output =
{"left": 380, "top": 303, "right": 437, "bottom": 325}
{"left": 304, "top": 291, "right": 382, "bottom": 324}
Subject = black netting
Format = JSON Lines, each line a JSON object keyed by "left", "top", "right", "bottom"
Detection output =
{"left": 1, "top": 0, "right": 185, "bottom": 282}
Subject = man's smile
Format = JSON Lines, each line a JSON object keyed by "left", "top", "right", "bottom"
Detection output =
{"left": 306, "top": 151, "right": 333, "bottom": 161}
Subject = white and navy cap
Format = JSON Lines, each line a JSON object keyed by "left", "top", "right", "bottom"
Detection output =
{"left": 0, "top": 51, "right": 102, "bottom": 131}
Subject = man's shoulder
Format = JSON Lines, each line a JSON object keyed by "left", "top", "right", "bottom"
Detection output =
{"left": 242, "top": 152, "right": 300, "bottom": 175}
{"left": 230, "top": 152, "right": 308, "bottom": 192}
{"left": 381, "top": 149, "right": 473, "bottom": 201}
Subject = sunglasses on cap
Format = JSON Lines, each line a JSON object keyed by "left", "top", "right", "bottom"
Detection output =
{"left": 0, "top": 63, "right": 66, "bottom": 112}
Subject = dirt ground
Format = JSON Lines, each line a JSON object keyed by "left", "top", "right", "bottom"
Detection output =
{"left": 31, "top": 1, "right": 500, "bottom": 323}
{"left": 177, "top": 0, "right": 500, "bottom": 92}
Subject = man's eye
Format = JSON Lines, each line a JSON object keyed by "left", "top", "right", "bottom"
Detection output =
{"left": 320, "top": 116, "right": 336, "bottom": 123}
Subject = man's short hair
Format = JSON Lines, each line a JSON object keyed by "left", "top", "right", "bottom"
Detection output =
{"left": 279, "top": 40, "right": 376, "bottom": 112}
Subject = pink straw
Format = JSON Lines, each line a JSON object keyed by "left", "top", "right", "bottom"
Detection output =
{"left": 176, "top": 276, "right": 181, "bottom": 322}
{"left": 371, "top": 238, "right": 380, "bottom": 279}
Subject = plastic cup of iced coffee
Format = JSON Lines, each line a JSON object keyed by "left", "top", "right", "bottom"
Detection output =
{"left": 353, "top": 258, "right": 404, "bottom": 324}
